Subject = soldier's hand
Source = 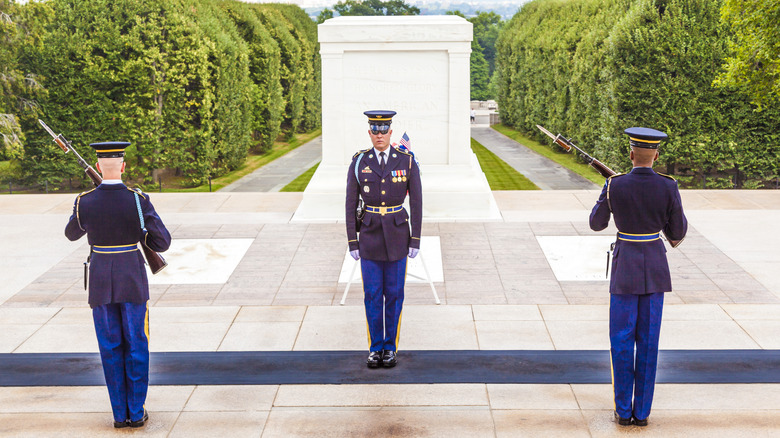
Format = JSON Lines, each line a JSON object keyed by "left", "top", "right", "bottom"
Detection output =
{"left": 408, "top": 247, "right": 419, "bottom": 258}
{"left": 350, "top": 250, "right": 360, "bottom": 261}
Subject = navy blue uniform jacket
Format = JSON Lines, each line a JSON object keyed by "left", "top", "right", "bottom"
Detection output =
{"left": 65, "top": 184, "right": 171, "bottom": 307}
{"left": 346, "top": 147, "right": 422, "bottom": 262}
{"left": 590, "top": 167, "right": 687, "bottom": 295}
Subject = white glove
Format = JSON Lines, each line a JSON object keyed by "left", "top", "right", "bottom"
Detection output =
{"left": 408, "top": 247, "right": 419, "bottom": 258}
{"left": 350, "top": 250, "right": 360, "bottom": 260}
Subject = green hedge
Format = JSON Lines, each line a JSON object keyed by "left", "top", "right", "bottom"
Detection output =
{"left": 496, "top": 0, "right": 780, "bottom": 188}
{"left": 10, "top": 0, "right": 320, "bottom": 188}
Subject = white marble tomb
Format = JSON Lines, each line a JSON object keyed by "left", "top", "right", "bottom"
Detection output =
{"left": 292, "top": 16, "right": 501, "bottom": 222}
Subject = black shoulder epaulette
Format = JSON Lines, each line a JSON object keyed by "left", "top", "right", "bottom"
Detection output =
{"left": 657, "top": 172, "right": 676, "bottom": 181}
{"left": 77, "top": 188, "right": 97, "bottom": 198}
{"left": 352, "top": 148, "right": 371, "bottom": 159}
{"left": 127, "top": 187, "right": 147, "bottom": 200}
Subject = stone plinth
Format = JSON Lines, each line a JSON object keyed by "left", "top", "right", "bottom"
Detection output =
{"left": 292, "top": 16, "right": 500, "bottom": 222}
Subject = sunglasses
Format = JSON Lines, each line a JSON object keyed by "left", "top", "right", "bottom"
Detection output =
{"left": 370, "top": 124, "right": 391, "bottom": 135}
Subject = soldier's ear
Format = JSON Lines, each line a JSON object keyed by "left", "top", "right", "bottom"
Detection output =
{"left": 120, "top": 161, "right": 126, "bottom": 173}
{"left": 95, "top": 162, "right": 101, "bottom": 173}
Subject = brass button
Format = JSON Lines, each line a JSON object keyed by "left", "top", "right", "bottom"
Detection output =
{"left": 381, "top": 190, "right": 386, "bottom": 195}
{"left": 381, "top": 202, "right": 386, "bottom": 206}
{"left": 382, "top": 179, "right": 385, "bottom": 183}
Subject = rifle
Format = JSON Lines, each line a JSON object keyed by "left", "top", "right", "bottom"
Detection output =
{"left": 39, "top": 119, "right": 168, "bottom": 273}
{"left": 536, "top": 124, "right": 682, "bottom": 248}
{"left": 536, "top": 124, "right": 616, "bottom": 178}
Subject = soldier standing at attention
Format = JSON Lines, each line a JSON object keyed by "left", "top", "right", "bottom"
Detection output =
{"left": 590, "top": 127, "right": 687, "bottom": 427}
{"left": 345, "top": 110, "right": 422, "bottom": 369}
{"left": 65, "top": 141, "right": 171, "bottom": 428}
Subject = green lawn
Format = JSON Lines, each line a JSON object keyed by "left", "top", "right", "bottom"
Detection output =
{"left": 281, "top": 162, "right": 319, "bottom": 192}
{"left": 471, "top": 138, "right": 539, "bottom": 190}
{"left": 172, "top": 128, "right": 322, "bottom": 192}
{"left": 491, "top": 124, "right": 606, "bottom": 185}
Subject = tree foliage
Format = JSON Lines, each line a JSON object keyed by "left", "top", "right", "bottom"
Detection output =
{"left": 715, "top": 0, "right": 780, "bottom": 107}
{"left": 448, "top": 10, "right": 503, "bottom": 100}
{"left": 8, "top": 0, "right": 320, "bottom": 189}
{"left": 332, "top": 0, "right": 420, "bottom": 16}
{"left": 0, "top": 0, "right": 47, "bottom": 161}
{"left": 497, "top": 0, "right": 780, "bottom": 188}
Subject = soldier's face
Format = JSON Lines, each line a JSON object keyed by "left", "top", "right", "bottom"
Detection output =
{"left": 369, "top": 128, "right": 392, "bottom": 151}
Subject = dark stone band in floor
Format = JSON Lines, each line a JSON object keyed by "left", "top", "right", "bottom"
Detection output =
{"left": 1, "top": 350, "right": 778, "bottom": 386}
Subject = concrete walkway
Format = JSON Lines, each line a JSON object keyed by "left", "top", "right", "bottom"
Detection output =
{"left": 471, "top": 126, "right": 599, "bottom": 190}
{"left": 220, "top": 137, "right": 322, "bottom": 192}
{"left": 1, "top": 190, "right": 779, "bottom": 436}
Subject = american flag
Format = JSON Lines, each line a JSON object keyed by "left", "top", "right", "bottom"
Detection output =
{"left": 399, "top": 132, "right": 411, "bottom": 150}
{"left": 395, "top": 132, "right": 419, "bottom": 170}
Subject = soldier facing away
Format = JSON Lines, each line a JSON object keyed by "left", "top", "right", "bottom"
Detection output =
{"left": 589, "top": 127, "right": 688, "bottom": 427}
{"left": 65, "top": 141, "right": 171, "bottom": 428}
{"left": 345, "top": 110, "right": 423, "bottom": 369}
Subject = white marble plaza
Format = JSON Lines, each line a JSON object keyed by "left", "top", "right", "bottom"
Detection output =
{"left": 2, "top": 190, "right": 780, "bottom": 437}
{"left": 536, "top": 235, "right": 619, "bottom": 281}
{"left": 147, "top": 239, "right": 253, "bottom": 285}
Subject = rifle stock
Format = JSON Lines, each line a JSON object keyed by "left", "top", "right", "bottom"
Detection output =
{"left": 588, "top": 158, "right": 616, "bottom": 178}
{"left": 39, "top": 119, "right": 167, "bottom": 274}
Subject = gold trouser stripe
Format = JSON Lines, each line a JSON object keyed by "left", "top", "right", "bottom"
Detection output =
{"left": 395, "top": 311, "right": 403, "bottom": 351}
{"left": 395, "top": 259, "right": 409, "bottom": 351}
{"left": 360, "top": 264, "right": 372, "bottom": 348}
{"left": 609, "top": 350, "right": 616, "bottom": 411}
{"left": 144, "top": 301, "right": 150, "bottom": 341}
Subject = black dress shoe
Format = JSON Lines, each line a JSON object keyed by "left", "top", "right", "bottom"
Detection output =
{"left": 614, "top": 411, "right": 632, "bottom": 426}
{"left": 382, "top": 350, "right": 397, "bottom": 368}
{"left": 113, "top": 420, "right": 128, "bottom": 429}
{"left": 366, "top": 351, "right": 382, "bottom": 368}
{"left": 128, "top": 410, "right": 148, "bottom": 428}
{"left": 632, "top": 416, "right": 648, "bottom": 427}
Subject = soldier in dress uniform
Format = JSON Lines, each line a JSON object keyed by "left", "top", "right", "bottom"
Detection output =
{"left": 590, "top": 127, "right": 687, "bottom": 427}
{"left": 345, "top": 110, "right": 423, "bottom": 368}
{"left": 65, "top": 141, "right": 171, "bottom": 428}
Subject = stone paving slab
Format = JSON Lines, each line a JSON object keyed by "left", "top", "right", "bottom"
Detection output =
{"left": 1, "top": 385, "right": 778, "bottom": 437}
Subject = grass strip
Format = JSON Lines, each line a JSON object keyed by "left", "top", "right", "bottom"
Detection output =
{"left": 281, "top": 138, "right": 541, "bottom": 192}
{"left": 280, "top": 162, "right": 319, "bottom": 192}
{"left": 491, "top": 124, "right": 605, "bottom": 185}
{"left": 173, "top": 128, "right": 322, "bottom": 192}
{"left": 471, "top": 138, "right": 539, "bottom": 190}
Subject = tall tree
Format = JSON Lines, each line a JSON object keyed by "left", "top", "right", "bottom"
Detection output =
{"left": 0, "top": 0, "right": 46, "bottom": 161}
{"left": 448, "top": 9, "right": 503, "bottom": 100}
{"left": 332, "top": 0, "right": 420, "bottom": 16}
{"left": 469, "top": 11, "right": 503, "bottom": 75}
{"left": 715, "top": 0, "right": 780, "bottom": 107}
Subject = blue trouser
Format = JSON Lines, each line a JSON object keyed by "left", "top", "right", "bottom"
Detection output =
{"left": 361, "top": 257, "right": 407, "bottom": 352}
{"left": 92, "top": 302, "right": 150, "bottom": 423}
{"left": 609, "top": 292, "right": 664, "bottom": 421}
